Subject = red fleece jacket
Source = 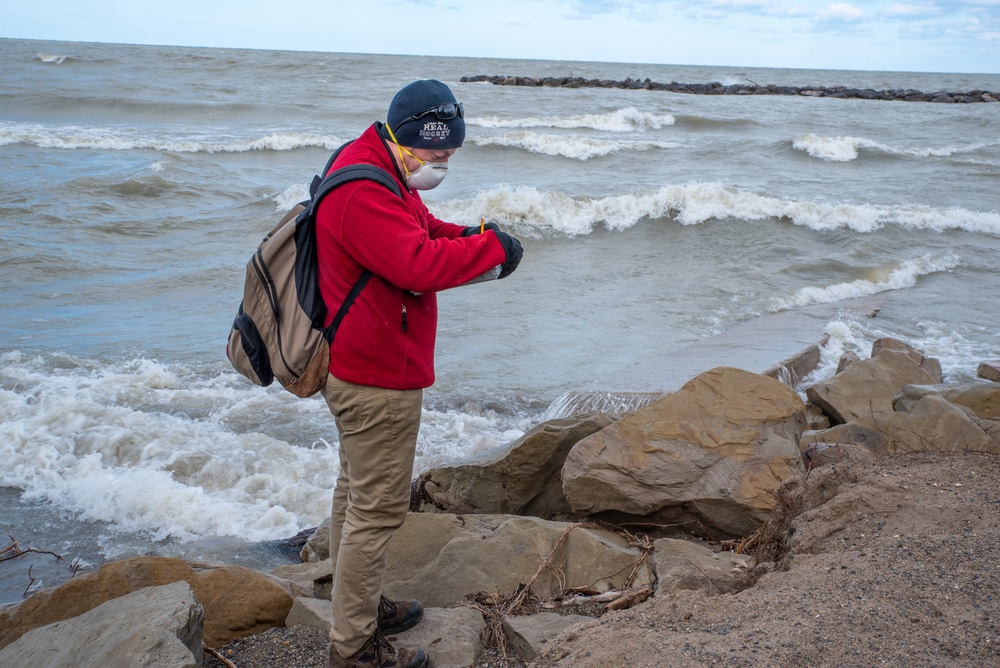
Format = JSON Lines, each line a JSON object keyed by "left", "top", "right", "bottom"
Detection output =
{"left": 315, "top": 124, "right": 508, "bottom": 390}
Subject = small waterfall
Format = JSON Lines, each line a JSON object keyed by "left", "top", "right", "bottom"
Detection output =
{"left": 541, "top": 390, "right": 666, "bottom": 421}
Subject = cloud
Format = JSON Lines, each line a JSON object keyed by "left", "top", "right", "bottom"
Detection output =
{"left": 883, "top": 2, "right": 942, "bottom": 18}
{"left": 570, "top": 0, "right": 628, "bottom": 14}
{"left": 815, "top": 2, "right": 865, "bottom": 22}
{"left": 705, "top": 0, "right": 811, "bottom": 17}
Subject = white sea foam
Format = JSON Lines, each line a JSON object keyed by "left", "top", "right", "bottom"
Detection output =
{"left": 0, "top": 353, "right": 527, "bottom": 543}
{"left": 0, "top": 122, "right": 342, "bottom": 153}
{"left": 769, "top": 254, "right": 961, "bottom": 312}
{"left": 37, "top": 53, "right": 69, "bottom": 64}
{"left": 273, "top": 183, "right": 311, "bottom": 211}
{"left": 793, "top": 133, "right": 1000, "bottom": 162}
{"left": 470, "top": 107, "right": 676, "bottom": 132}
{"left": 798, "top": 315, "right": 991, "bottom": 390}
{"left": 471, "top": 131, "right": 677, "bottom": 160}
{"left": 430, "top": 183, "right": 1000, "bottom": 237}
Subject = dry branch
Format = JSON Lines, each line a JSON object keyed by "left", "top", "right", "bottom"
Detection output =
{"left": 204, "top": 647, "right": 239, "bottom": 668}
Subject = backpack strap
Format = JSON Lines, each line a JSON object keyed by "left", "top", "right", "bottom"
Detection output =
{"left": 306, "top": 153, "right": 402, "bottom": 344}
{"left": 310, "top": 140, "right": 353, "bottom": 199}
{"left": 321, "top": 269, "right": 372, "bottom": 343}
{"left": 307, "top": 164, "right": 402, "bottom": 218}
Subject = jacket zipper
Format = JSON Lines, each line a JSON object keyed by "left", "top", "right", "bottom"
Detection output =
{"left": 401, "top": 302, "right": 408, "bottom": 332}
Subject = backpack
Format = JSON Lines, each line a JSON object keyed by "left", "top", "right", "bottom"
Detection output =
{"left": 226, "top": 145, "right": 401, "bottom": 397}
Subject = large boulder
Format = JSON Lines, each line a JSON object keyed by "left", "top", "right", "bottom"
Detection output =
{"left": 893, "top": 381, "right": 1000, "bottom": 420}
{"left": 416, "top": 413, "right": 615, "bottom": 517}
{"left": 0, "top": 581, "right": 204, "bottom": 668}
{"left": 801, "top": 394, "right": 1000, "bottom": 455}
{"left": 562, "top": 367, "right": 806, "bottom": 539}
{"left": 300, "top": 516, "right": 332, "bottom": 563}
{"left": 381, "top": 513, "right": 654, "bottom": 607}
{"left": 0, "top": 556, "right": 294, "bottom": 650}
{"left": 652, "top": 539, "right": 751, "bottom": 595}
{"left": 977, "top": 361, "right": 1000, "bottom": 382}
{"left": 285, "top": 601, "right": 487, "bottom": 668}
{"left": 805, "top": 338, "right": 942, "bottom": 424}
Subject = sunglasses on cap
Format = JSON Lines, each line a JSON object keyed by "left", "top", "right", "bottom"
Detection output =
{"left": 399, "top": 102, "right": 465, "bottom": 126}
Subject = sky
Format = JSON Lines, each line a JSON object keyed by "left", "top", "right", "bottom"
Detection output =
{"left": 1, "top": 0, "right": 998, "bottom": 74}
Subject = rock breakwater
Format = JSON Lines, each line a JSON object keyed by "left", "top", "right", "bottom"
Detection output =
{"left": 461, "top": 74, "right": 1000, "bottom": 103}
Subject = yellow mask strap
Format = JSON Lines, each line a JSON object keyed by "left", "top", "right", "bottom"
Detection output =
{"left": 386, "top": 124, "right": 423, "bottom": 177}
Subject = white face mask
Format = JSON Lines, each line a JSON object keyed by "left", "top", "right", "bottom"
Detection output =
{"left": 386, "top": 123, "right": 451, "bottom": 190}
{"left": 405, "top": 160, "right": 448, "bottom": 190}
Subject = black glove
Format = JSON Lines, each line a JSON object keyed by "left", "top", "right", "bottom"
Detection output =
{"left": 492, "top": 229, "right": 523, "bottom": 279}
{"left": 460, "top": 222, "right": 500, "bottom": 237}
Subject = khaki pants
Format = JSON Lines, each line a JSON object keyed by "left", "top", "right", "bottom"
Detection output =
{"left": 322, "top": 374, "right": 423, "bottom": 658}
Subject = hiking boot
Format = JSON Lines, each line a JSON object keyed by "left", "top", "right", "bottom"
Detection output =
{"left": 377, "top": 595, "right": 423, "bottom": 634}
{"left": 329, "top": 628, "right": 429, "bottom": 668}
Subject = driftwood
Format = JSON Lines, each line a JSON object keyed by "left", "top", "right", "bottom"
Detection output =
{"left": 541, "top": 586, "right": 653, "bottom": 611}
{"left": 2, "top": 533, "right": 66, "bottom": 597}
{"left": 205, "top": 647, "right": 239, "bottom": 668}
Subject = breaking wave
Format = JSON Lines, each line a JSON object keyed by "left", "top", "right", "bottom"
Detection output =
{"left": 0, "top": 352, "right": 528, "bottom": 543}
{"left": 37, "top": 53, "right": 70, "bottom": 64}
{"left": 469, "top": 107, "right": 675, "bottom": 132}
{"left": 792, "top": 133, "right": 1000, "bottom": 162}
{"left": 0, "top": 122, "right": 342, "bottom": 153}
{"left": 471, "top": 131, "right": 677, "bottom": 160}
{"left": 769, "top": 254, "right": 961, "bottom": 311}
{"left": 430, "top": 183, "right": 1000, "bottom": 237}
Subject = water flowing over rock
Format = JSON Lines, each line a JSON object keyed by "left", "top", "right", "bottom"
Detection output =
{"left": 415, "top": 413, "right": 615, "bottom": 517}
{"left": 562, "top": 366, "right": 806, "bottom": 539}
{"left": 806, "top": 337, "right": 942, "bottom": 425}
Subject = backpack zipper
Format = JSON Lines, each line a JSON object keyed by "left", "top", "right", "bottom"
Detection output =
{"left": 252, "top": 249, "right": 297, "bottom": 379}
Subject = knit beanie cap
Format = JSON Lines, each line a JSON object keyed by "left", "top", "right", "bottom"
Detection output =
{"left": 387, "top": 79, "right": 465, "bottom": 149}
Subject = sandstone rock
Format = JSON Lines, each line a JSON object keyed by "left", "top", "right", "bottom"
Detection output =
{"left": 285, "top": 596, "right": 331, "bottom": 630}
{"left": 978, "top": 361, "right": 1000, "bottom": 382}
{"left": 805, "top": 404, "right": 831, "bottom": 431}
{"left": 802, "top": 395, "right": 999, "bottom": 455}
{"left": 504, "top": 612, "right": 592, "bottom": 661}
{"left": 562, "top": 367, "right": 806, "bottom": 539}
{"left": 871, "top": 337, "right": 943, "bottom": 381}
{"left": 416, "top": 413, "right": 614, "bottom": 517}
{"left": 893, "top": 381, "right": 1000, "bottom": 420}
{"left": 800, "top": 441, "right": 877, "bottom": 468}
{"left": 300, "top": 517, "right": 331, "bottom": 562}
{"left": 382, "top": 513, "right": 653, "bottom": 607}
{"left": 272, "top": 558, "right": 333, "bottom": 598}
{"left": 764, "top": 340, "right": 823, "bottom": 387}
{"left": 806, "top": 338, "right": 941, "bottom": 424}
{"left": 0, "top": 556, "right": 294, "bottom": 650}
{"left": 836, "top": 350, "right": 860, "bottom": 374}
{"left": 283, "top": 603, "right": 486, "bottom": 668}
{"left": 800, "top": 424, "right": 890, "bottom": 456}
{"left": 394, "top": 606, "right": 487, "bottom": 668}
{"left": 652, "top": 539, "right": 752, "bottom": 595}
{"left": 0, "top": 581, "right": 203, "bottom": 668}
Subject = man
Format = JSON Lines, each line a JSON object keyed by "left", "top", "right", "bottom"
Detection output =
{"left": 316, "top": 79, "right": 523, "bottom": 668}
